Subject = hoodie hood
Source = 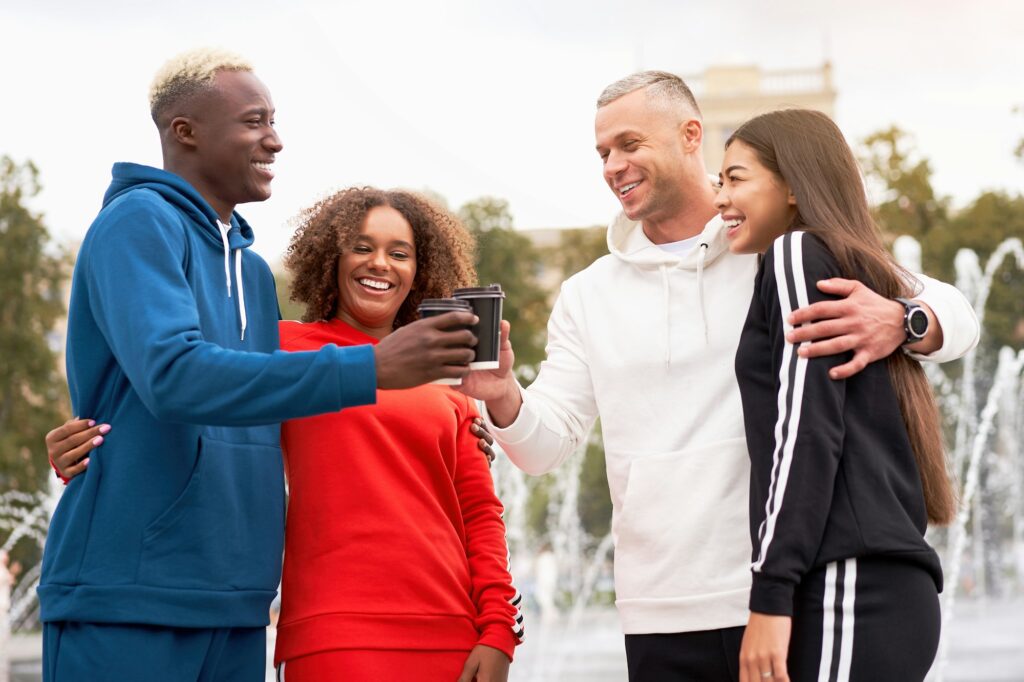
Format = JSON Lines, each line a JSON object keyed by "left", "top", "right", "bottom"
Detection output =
{"left": 605, "top": 208, "right": 732, "bottom": 355}
{"left": 103, "top": 162, "right": 256, "bottom": 251}
{"left": 606, "top": 210, "right": 730, "bottom": 270}
{"left": 104, "top": 162, "right": 254, "bottom": 339}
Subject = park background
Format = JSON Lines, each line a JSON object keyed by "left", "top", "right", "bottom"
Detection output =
{"left": 2, "top": 0, "right": 1023, "bottom": 679}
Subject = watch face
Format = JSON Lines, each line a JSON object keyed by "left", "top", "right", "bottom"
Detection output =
{"left": 908, "top": 308, "right": 929, "bottom": 337}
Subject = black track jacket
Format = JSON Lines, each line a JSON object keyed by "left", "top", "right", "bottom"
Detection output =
{"left": 735, "top": 231, "right": 943, "bottom": 617}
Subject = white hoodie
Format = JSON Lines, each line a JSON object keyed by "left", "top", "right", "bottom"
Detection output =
{"left": 488, "top": 212, "right": 979, "bottom": 634}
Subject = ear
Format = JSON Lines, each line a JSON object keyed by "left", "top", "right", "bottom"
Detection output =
{"left": 169, "top": 116, "right": 198, "bottom": 149}
{"left": 679, "top": 119, "right": 703, "bottom": 152}
{"left": 787, "top": 189, "right": 797, "bottom": 206}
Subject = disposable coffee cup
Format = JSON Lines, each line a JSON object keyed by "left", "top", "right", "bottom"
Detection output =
{"left": 453, "top": 284, "right": 505, "bottom": 370}
{"left": 417, "top": 298, "right": 473, "bottom": 385}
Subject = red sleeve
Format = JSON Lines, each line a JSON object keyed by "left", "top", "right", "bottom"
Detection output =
{"left": 452, "top": 396, "right": 524, "bottom": 660}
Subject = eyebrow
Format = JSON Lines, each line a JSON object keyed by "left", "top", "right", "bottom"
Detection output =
{"left": 355, "top": 235, "right": 415, "bottom": 250}
{"left": 595, "top": 130, "right": 642, "bottom": 152}
{"left": 724, "top": 165, "right": 748, "bottom": 174}
{"left": 241, "top": 107, "right": 273, "bottom": 117}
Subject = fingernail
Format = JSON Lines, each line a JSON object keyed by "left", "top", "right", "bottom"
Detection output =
{"left": 92, "top": 436, "right": 104, "bottom": 446}
{"left": 88, "top": 420, "right": 96, "bottom": 427}
{"left": 82, "top": 457, "right": 90, "bottom": 466}
{"left": 99, "top": 424, "right": 111, "bottom": 434}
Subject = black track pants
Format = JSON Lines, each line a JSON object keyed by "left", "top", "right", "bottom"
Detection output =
{"left": 789, "top": 556, "right": 940, "bottom": 681}
{"left": 625, "top": 626, "right": 744, "bottom": 681}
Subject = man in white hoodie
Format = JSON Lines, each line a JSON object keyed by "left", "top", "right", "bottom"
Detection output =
{"left": 461, "top": 71, "right": 978, "bottom": 680}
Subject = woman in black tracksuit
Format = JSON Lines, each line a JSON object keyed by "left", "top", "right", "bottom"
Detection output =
{"left": 714, "top": 109, "right": 958, "bottom": 682}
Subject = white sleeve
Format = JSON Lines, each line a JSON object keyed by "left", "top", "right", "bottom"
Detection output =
{"left": 484, "top": 278, "right": 599, "bottom": 476}
{"left": 906, "top": 271, "right": 980, "bottom": 363}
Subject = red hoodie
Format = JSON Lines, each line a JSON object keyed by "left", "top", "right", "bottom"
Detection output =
{"left": 274, "top": 319, "right": 521, "bottom": 664}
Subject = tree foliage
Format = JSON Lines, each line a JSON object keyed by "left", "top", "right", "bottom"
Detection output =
{"left": 0, "top": 156, "right": 68, "bottom": 495}
{"left": 860, "top": 126, "right": 948, "bottom": 242}
{"left": 552, "top": 226, "right": 609, "bottom": 279}
{"left": 458, "top": 197, "right": 551, "bottom": 377}
{"left": 859, "top": 128, "right": 1024, "bottom": 352}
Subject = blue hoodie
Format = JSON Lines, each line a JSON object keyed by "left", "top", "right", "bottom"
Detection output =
{"left": 38, "top": 163, "right": 377, "bottom": 628}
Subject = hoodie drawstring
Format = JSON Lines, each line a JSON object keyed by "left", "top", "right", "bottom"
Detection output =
{"left": 697, "top": 242, "right": 709, "bottom": 345}
{"left": 661, "top": 265, "right": 672, "bottom": 366}
{"left": 218, "top": 221, "right": 247, "bottom": 341}
{"left": 218, "top": 221, "right": 232, "bottom": 297}
{"left": 235, "top": 250, "right": 247, "bottom": 341}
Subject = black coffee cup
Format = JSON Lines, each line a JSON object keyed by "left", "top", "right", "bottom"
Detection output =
{"left": 453, "top": 284, "right": 505, "bottom": 370}
{"left": 417, "top": 298, "right": 473, "bottom": 385}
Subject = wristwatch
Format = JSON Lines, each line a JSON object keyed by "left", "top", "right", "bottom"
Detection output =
{"left": 895, "top": 297, "right": 929, "bottom": 345}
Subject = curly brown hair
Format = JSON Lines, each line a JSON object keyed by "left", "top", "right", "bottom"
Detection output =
{"left": 284, "top": 187, "right": 477, "bottom": 328}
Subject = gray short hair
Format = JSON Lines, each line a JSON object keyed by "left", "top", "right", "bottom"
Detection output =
{"left": 149, "top": 48, "right": 254, "bottom": 124}
{"left": 597, "top": 70, "right": 701, "bottom": 119}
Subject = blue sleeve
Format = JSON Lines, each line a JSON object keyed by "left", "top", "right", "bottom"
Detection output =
{"left": 81, "top": 197, "right": 376, "bottom": 426}
{"left": 749, "top": 232, "right": 847, "bottom": 616}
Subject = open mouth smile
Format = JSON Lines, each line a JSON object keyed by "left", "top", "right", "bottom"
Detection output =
{"left": 618, "top": 181, "right": 641, "bottom": 197}
{"left": 357, "top": 277, "right": 395, "bottom": 293}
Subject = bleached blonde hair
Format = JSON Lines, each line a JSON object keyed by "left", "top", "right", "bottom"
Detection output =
{"left": 149, "top": 48, "right": 253, "bottom": 124}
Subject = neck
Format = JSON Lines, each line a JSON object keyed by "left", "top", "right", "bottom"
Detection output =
{"left": 163, "top": 158, "right": 235, "bottom": 224}
{"left": 336, "top": 310, "right": 394, "bottom": 341}
{"left": 641, "top": 181, "right": 718, "bottom": 245}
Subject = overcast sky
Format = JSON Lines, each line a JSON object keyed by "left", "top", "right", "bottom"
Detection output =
{"left": 3, "top": 0, "right": 1022, "bottom": 265}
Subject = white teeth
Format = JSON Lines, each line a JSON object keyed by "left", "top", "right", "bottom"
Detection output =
{"left": 358, "top": 278, "right": 392, "bottom": 290}
{"left": 619, "top": 182, "right": 640, "bottom": 195}
{"left": 723, "top": 218, "right": 744, "bottom": 228}
{"left": 253, "top": 162, "right": 273, "bottom": 171}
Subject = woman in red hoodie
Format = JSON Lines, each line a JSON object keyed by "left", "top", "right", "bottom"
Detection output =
{"left": 48, "top": 187, "right": 522, "bottom": 681}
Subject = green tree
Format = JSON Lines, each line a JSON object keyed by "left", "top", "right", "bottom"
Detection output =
{"left": 458, "top": 197, "right": 550, "bottom": 377}
{"left": 944, "top": 192, "right": 1024, "bottom": 351}
{"left": 0, "top": 156, "right": 69, "bottom": 604}
{"left": 552, "top": 226, "right": 608, "bottom": 279}
{"left": 859, "top": 128, "right": 1024, "bottom": 353}
{"left": 0, "top": 156, "right": 68, "bottom": 495}
{"left": 860, "top": 126, "right": 949, "bottom": 244}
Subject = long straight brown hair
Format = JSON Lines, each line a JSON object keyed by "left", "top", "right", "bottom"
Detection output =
{"left": 727, "top": 109, "right": 956, "bottom": 525}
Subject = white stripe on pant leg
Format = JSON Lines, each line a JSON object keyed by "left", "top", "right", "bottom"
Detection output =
{"left": 277, "top": 661, "right": 285, "bottom": 681}
{"left": 817, "top": 561, "right": 838, "bottom": 682}
{"left": 836, "top": 558, "right": 857, "bottom": 681}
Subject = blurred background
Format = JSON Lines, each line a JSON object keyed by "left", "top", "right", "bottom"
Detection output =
{"left": 2, "top": 1, "right": 1022, "bottom": 679}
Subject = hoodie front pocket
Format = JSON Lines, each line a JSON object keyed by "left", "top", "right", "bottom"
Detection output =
{"left": 138, "top": 437, "right": 284, "bottom": 591}
{"left": 612, "top": 438, "right": 753, "bottom": 601}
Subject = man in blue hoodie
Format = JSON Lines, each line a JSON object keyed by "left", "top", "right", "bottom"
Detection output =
{"left": 38, "top": 49, "right": 479, "bottom": 681}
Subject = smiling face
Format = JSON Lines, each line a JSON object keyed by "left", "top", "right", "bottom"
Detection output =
{"left": 187, "top": 70, "right": 283, "bottom": 220}
{"left": 335, "top": 205, "right": 417, "bottom": 337}
{"left": 595, "top": 88, "right": 695, "bottom": 226}
{"left": 714, "top": 140, "right": 798, "bottom": 254}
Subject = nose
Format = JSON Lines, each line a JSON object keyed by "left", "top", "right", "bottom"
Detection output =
{"left": 713, "top": 183, "right": 728, "bottom": 211}
{"left": 603, "top": 149, "right": 627, "bottom": 182}
{"left": 368, "top": 249, "right": 389, "bottom": 271}
{"left": 265, "top": 127, "right": 284, "bottom": 154}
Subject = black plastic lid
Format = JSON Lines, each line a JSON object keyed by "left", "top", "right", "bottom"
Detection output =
{"left": 453, "top": 283, "right": 505, "bottom": 298}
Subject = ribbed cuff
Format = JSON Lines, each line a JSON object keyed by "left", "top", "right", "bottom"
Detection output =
{"left": 750, "top": 573, "right": 796, "bottom": 617}
{"left": 332, "top": 343, "right": 378, "bottom": 408}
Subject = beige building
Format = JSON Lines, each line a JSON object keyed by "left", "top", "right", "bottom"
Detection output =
{"left": 683, "top": 62, "right": 837, "bottom": 175}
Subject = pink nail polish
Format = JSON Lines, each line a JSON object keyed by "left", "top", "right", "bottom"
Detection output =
{"left": 99, "top": 424, "right": 111, "bottom": 434}
{"left": 92, "top": 436, "right": 104, "bottom": 446}
{"left": 88, "top": 420, "right": 96, "bottom": 427}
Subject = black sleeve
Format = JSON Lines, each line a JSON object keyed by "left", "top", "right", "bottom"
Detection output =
{"left": 749, "top": 231, "right": 849, "bottom": 616}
